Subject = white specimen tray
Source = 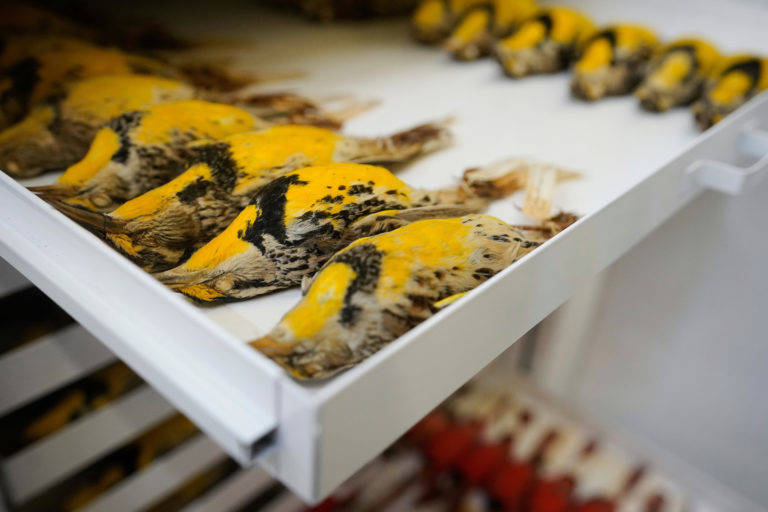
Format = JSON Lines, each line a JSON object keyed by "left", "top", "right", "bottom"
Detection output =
{"left": 2, "top": 0, "right": 768, "bottom": 502}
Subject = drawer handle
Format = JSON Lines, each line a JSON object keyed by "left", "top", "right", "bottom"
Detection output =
{"left": 686, "top": 126, "right": 768, "bottom": 195}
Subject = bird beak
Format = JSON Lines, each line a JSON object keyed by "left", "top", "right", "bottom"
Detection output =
{"left": 176, "top": 284, "right": 225, "bottom": 303}
{"left": 250, "top": 336, "right": 295, "bottom": 357}
{"left": 153, "top": 267, "right": 212, "bottom": 287}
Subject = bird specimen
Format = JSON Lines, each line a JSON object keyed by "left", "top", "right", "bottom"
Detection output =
{"left": 495, "top": 6, "right": 595, "bottom": 78}
{"left": 692, "top": 55, "right": 768, "bottom": 129}
{"left": 635, "top": 38, "right": 720, "bottom": 112}
{"left": 0, "top": 36, "right": 171, "bottom": 130}
{"left": 33, "top": 99, "right": 265, "bottom": 210}
{"left": 444, "top": 0, "right": 538, "bottom": 61}
{"left": 57, "top": 121, "right": 452, "bottom": 271}
{"left": 251, "top": 214, "right": 541, "bottom": 379}
{"left": 411, "top": 0, "right": 487, "bottom": 44}
{"left": 570, "top": 25, "right": 659, "bottom": 101}
{"left": 0, "top": 33, "right": 331, "bottom": 135}
{"left": 153, "top": 159, "right": 574, "bottom": 302}
{"left": 0, "top": 74, "right": 196, "bottom": 178}
{"left": 1, "top": 71, "right": 351, "bottom": 178}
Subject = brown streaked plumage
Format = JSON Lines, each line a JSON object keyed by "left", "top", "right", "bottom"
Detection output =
{"left": 570, "top": 25, "right": 659, "bottom": 101}
{"left": 152, "top": 159, "right": 575, "bottom": 302}
{"left": 692, "top": 55, "right": 768, "bottom": 130}
{"left": 252, "top": 214, "right": 541, "bottom": 379}
{"left": 495, "top": 6, "right": 595, "bottom": 78}
{"left": 635, "top": 38, "right": 721, "bottom": 112}
{"left": 411, "top": 0, "right": 486, "bottom": 44}
{"left": 2, "top": 70, "right": 352, "bottom": 179}
{"left": 0, "top": 74, "right": 196, "bottom": 178}
{"left": 444, "top": 0, "right": 538, "bottom": 61}
{"left": 38, "top": 100, "right": 266, "bottom": 211}
{"left": 56, "top": 121, "right": 453, "bottom": 271}
{"left": 0, "top": 36, "right": 173, "bottom": 130}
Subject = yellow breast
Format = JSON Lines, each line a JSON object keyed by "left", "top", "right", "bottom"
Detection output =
{"left": 112, "top": 163, "right": 214, "bottom": 219}
{"left": 282, "top": 163, "right": 411, "bottom": 225}
{"left": 708, "top": 55, "right": 768, "bottom": 104}
{"left": 281, "top": 262, "right": 358, "bottom": 339}
{"left": 279, "top": 215, "right": 506, "bottom": 340}
{"left": 494, "top": 0, "right": 538, "bottom": 32}
{"left": 710, "top": 71, "right": 753, "bottom": 104}
{"left": 614, "top": 25, "right": 658, "bottom": 53}
{"left": 575, "top": 37, "right": 612, "bottom": 72}
{"left": 280, "top": 218, "right": 474, "bottom": 340}
{"left": 367, "top": 218, "right": 474, "bottom": 301}
{"left": 413, "top": 0, "right": 448, "bottom": 30}
{"left": 60, "top": 74, "right": 192, "bottom": 124}
{"left": 682, "top": 39, "right": 721, "bottom": 76}
{"left": 132, "top": 100, "right": 256, "bottom": 145}
{"left": 450, "top": 8, "right": 491, "bottom": 46}
{"left": 228, "top": 125, "right": 341, "bottom": 192}
{"left": 57, "top": 127, "right": 122, "bottom": 187}
{"left": 31, "top": 45, "right": 153, "bottom": 104}
{"left": 499, "top": 18, "right": 546, "bottom": 50}
{"left": 182, "top": 204, "right": 261, "bottom": 271}
{"left": 652, "top": 51, "right": 693, "bottom": 88}
{"left": 549, "top": 7, "right": 594, "bottom": 45}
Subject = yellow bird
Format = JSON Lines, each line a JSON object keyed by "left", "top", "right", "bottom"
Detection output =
{"left": 34, "top": 99, "right": 266, "bottom": 209}
{"left": 1, "top": 71, "right": 351, "bottom": 179}
{"left": 0, "top": 34, "right": 321, "bottom": 134}
{"left": 444, "top": 0, "right": 538, "bottom": 61}
{"left": 411, "top": 0, "right": 487, "bottom": 44}
{"left": 153, "top": 159, "right": 574, "bottom": 303}
{"left": 0, "top": 36, "right": 171, "bottom": 130}
{"left": 635, "top": 38, "right": 721, "bottom": 112}
{"left": 692, "top": 55, "right": 768, "bottom": 130}
{"left": 58, "top": 121, "right": 452, "bottom": 271}
{"left": 495, "top": 6, "right": 595, "bottom": 78}
{"left": 0, "top": 74, "right": 195, "bottom": 178}
{"left": 252, "top": 215, "right": 542, "bottom": 379}
{"left": 571, "top": 24, "right": 659, "bottom": 101}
